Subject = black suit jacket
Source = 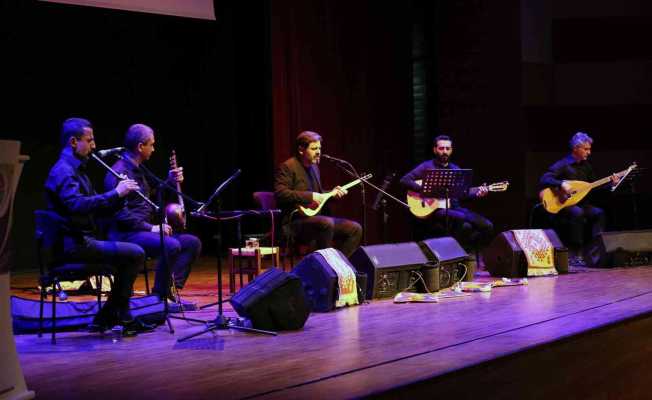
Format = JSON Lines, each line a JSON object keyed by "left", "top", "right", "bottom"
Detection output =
{"left": 274, "top": 156, "right": 327, "bottom": 225}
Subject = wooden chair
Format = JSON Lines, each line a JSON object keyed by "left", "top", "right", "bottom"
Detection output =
{"left": 35, "top": 210, "right": 114, "bottom": 343}
{"left": 228, "top": 246, "right": 281, "bottom": 293}
{"left": 252, "top": 191, "right": 312, "bottom": 269}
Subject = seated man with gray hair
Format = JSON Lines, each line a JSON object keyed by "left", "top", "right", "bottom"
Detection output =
{"left": 104, "top": 123, "right": 201, "bottom": 303}
{"left": 539, "top": 131, "right": 619, "bottom": 266}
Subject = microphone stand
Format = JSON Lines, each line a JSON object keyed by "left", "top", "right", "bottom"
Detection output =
{"left": 372, "top": 173, "right": 396, "bottom": 243}
{"left": 323, "top": 157, "right": 368, "bottom": 244}
{"left": 91, "top": 153, "right": 159, "bottom": 212}
{"left": 137, "top": 162, "right": 205, "bottom": 211}
{"left": 356, "top": 174, "right": 409, "bottom": 209}
{"left": 156, "top": 183, "right": 175, "bottom": 333}
{"left": 323, "top": 157, "right": 408, "bottom": 209}
{"left": 90, "top": 153, "right": 176, "bottom": 333}
{"left": 177, "top": 171, "right": 277, "bottom": 342}
{"left": 127, "top": 157, "right": 209, "bottom": 328}
{"left": 323, "top": 157, "right": 409, "bottom": 245}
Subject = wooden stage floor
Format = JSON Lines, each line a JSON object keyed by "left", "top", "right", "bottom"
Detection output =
{"left": 10, "top": 258, "right": 652, "bottom": 399}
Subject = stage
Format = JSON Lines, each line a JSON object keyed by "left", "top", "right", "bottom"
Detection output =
{"left": 10, "top": 258, "right": 652, "bottom": 399}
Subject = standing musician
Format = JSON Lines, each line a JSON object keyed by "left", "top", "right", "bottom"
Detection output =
{"left": 45, "top": 117, "right": 150, "bottom": 334}
{"left": 538, "top": 132, "right": 619, "bottom": 265}
{"left": 104, "top": 124, "right": 201, "bottom": 301}
{"left": 400, "top": 134, "right": 494, "bottom": 250}
{"left": 274, "top": 131, "right": 362, "bottom": 257}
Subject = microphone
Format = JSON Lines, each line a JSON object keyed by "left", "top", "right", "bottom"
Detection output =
{"left": 372, "top": 173, "right": 395, "bottom": 211}
{"left": 96, "top": 147, "right": 125, "bottom": 158}
{"left": 321, "top": 154, "right": 348, "bottom": 164}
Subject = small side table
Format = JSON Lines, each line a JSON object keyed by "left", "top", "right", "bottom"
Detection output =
{"left": 229, "top": 246, "right": 281, "bottom": 293}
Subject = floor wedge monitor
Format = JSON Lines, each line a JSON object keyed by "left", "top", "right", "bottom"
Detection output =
{"left": 483, "top": 229, "right": 568, "bottom": 277}
{"left": 292, "top": 249, "right": 366, "bottom": 312}
{"left": 349, "top": 242, "right": 428, "bottom": 299}
{"left": 230, "top": 267, "right": 310, "bottom": 330}
{"left": 419, "top": 236, "right": 472, "bottom": 288}
{"left": 585, "top": 230, "right": 652, "bottom": 267}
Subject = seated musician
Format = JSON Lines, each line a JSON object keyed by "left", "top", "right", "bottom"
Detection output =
{"left": 274, "top": 131, "right": 362, "bottom": 257}
{"left": 104, "top": 124, "right": 201, "bottom": 301}
{"left": 400, "top": 134, "right": 494, "bottom": 250}
{"left": 45, "top": 117, "right": 150, "bottom": 334}
{"left": 538, "top": 132, "right": 619, "bottom": 265}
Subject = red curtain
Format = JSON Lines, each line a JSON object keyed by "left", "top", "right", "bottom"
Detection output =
{"left": 270, "top": 0, "right": 415, "bottom": 243}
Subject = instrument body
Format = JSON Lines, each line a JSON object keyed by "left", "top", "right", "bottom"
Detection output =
{"left": 297, "top": 174, "right": 372, "bottom": 217}
{"left": 165, "top": 150, "right": 186, "bottom": 231}
{"left": 539, "top": 163, "right": 636, "bottom": 214}
{"left": 407, "top": 180, "right": 509, "bottom": 218}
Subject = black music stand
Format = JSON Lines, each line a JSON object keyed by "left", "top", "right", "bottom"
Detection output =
{"left": 176, "top": 170, "right": 277, "bottom": 342}
{"left": 177, "top": 210, "right": 278, "bottom": 342}
{"left": 421, "top": 169, "right": 472, "bottom": 233}
{"left": 613, "top": 165, "right": 645, "bottom": 229}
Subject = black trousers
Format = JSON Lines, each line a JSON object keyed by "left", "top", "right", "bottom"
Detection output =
{"left": 289, "top": 215, "right": 363, "bottom": 257}
{"left": 64, "top": 235, "right": 144, "bottom": 318}
{"left": 428, "top": 207, "right": 494, "bottom": 249}
{"left": 555, "top": 204, "right": 605, "bottom": 250}
{"left": 109, "top": 231, "right": 202, "bottom": 296}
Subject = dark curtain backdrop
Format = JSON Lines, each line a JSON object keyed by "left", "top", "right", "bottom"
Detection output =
{"left": 432, "top": 1, "right": 525, "bottom": 234}
{"left": 270, "top": 0, "right": 415, "bottom": 244}
{"left": 1, "top": 0, "right": 271, "bottom": 268}
{"left": 6, "top": 0, "right": 648, "bottom": 273}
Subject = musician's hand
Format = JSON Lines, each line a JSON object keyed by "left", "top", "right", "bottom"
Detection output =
{"left": 168, "top": 167, "right": 184, "bottom": 183}
{"left": 116, "top": 179, "right": 139, "bottom": 197}
{"left": 560, "top": 181, "right": 573, "bottom": 194}
{"left": 151, "top": 224, "right": 173, "bottom": 236}
{"left": 332, "top": 186, "right": 348, "bottom": 199}
{"left": 312, "top": 192, "right": 328, "bottom": 205}
{"left": 476, "top": 184, "right": 489, "bottom": 198}
{"left": 610, "top": 173, "right": 620, "bottom": 186}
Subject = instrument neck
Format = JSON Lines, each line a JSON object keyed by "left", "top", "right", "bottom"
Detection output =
{"left": 170, "top": 150, "right": 185, "bottom": 208}
{"left": 337, "top": 174, "right": 371, "bottom": 192}
{"left": 176, "top": 180, "right": 184, "bottom": 207}
{"left": 340, "top": 178, "right": 362, "bottom": 191}
{"left": 589, "top": 167, "right": 629, "bottom": 189}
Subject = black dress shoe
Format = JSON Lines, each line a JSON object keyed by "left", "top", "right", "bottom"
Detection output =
{"left": 87, "top": 322, "right": 109, "bottom": 333}
{"left": 152, "top": 290, "right": 179, "bottom": 303}
{"left": 121, "top": 318, "right": 157, "bottom": 336}
{"left": 89, "top": 304, "right": 119, "bottom": 332}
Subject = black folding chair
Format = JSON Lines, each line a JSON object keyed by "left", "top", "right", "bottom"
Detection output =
{"left": 35, "top": 210, "right": 115, "bottom": 343}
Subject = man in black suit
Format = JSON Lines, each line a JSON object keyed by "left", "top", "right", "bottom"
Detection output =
{"left": 274, "top": 131, "right": 362, "bottom": 257}
{"left": 44, "top": 117, "right": 150, "bottom": 334}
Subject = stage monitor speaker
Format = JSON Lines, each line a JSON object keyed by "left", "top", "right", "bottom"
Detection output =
{"left": 230, "top": 267, "right": 310, "bottom": 331}
{"left": 483, "top": 229, "right": 568, "bottom": 278}
{"left": 292, "top": 249, "right": 367, "bottom": 312}
{"left": 585, "top": 230, "right": 652, "bottom": 267}
{"left": 349, "top": 242, "right": 429, "bottom": 299}
{"left": 418, "top": 237, "right": 473, "bottom": 287}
